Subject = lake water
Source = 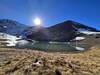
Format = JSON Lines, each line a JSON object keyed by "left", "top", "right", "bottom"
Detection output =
{"left": 16, "top": 42, "right": 86, "bottom": 52}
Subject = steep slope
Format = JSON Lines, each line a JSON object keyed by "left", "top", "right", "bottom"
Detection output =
{"left": 26, "top": 20, "right": 100, "bottom": 41}
{"left": 66, "top": 20, "right": 99, "bottom": 32}
{"left": 0, "top": 19, "right": 29, "bottom": 36}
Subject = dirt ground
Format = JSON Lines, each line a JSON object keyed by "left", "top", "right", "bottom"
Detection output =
{"left": 0, "top": 47, "right": 100, "bottom": 75}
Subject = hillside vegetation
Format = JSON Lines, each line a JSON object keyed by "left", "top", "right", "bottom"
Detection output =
{"left": 0, "top": 46, "right": 100, "bottom": 75}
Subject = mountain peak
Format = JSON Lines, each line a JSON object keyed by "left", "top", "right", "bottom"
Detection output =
{"left": 61, "top": 20, "right": 99, "bottom": 32}
{"left": 65, "top": 20, "right": 74, "bottom": 23}
{"left": 0, "top": 19, "right": 18, "bottom": 24}
{"left": 0, "top": 19, "right": 29, "bottom": 36}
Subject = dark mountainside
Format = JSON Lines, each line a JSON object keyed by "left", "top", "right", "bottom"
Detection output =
{"left": 26, "top": 20, "right": 100, "bottom": 41}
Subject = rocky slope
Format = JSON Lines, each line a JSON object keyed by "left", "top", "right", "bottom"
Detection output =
{"left": 0, "top": 19, "right": 29, "bottom": 36}
{"left": 26, "top": 20, "right": 100, "bottom": 41}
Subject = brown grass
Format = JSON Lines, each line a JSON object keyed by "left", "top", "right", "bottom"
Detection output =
{"left": 0, "top": 47, "right": 100, "bottom": 75}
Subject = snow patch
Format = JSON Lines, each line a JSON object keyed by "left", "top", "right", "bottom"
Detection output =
{"left": 80, "top": 31, "right": 100, "bottom": 35}
{"left": 75, "top": 47, "right": 85, "bottom": 51}
{"left": 74, "top": 37, "right": 85, "bottom": 41}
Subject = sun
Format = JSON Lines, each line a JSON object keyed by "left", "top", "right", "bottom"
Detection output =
{"left": 33, "top": 17, "right": 41, "bottom": 26}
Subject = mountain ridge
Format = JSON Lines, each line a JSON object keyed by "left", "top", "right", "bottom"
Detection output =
{"left": 0, "top": 19, "right": 99, "bottom": 41}
{"left": 0, "top": 19, "right": 29, "bottom": 36}
{"left": 26, "top": 20, "right": 100, "bottom": 41}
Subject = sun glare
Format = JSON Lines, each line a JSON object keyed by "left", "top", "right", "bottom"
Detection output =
{"left": 33, "top": 17, "right": 41, "bottom": 26}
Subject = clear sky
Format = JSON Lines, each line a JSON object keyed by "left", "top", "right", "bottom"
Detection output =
{"left": 0, "top": 0, "right": 100, "bottom": 29}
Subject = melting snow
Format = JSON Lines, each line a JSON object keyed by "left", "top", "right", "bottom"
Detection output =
{"left": 75, "top": 47, "right": 85, "bottom": 51}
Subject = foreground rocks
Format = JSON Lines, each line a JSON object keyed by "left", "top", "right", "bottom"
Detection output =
{"left": 0, "top": 47, "right": 100, "bottom": 75}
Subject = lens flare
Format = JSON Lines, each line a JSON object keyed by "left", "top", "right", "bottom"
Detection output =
{"left": 33, "top": 18, "right": 41, "bottom": 26}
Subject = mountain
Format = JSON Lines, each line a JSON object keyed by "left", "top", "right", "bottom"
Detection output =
{"left": 0, "top": 19, "right": 99, "bottom": 41}
{"left": 26, "top": 20, "right": 100, "bottom": 42}
{"left": 0, "top": 19, "right": 29, "bottom": 36}
{"left": 66, "top": 20, "right": 99, "bottom": 32}
{"left": 0, "top": 19, "right": 99, "bottom": 50}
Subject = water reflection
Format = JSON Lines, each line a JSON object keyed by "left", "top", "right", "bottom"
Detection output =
{"left": 15, "top": 41, "right": 89, "bottom": 52}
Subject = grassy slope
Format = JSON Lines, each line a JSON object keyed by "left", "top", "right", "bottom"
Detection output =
{"left": 0, "top": 47, "right": 100, "bottom": 75}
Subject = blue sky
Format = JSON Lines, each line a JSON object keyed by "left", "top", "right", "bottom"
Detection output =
{"left": 0, "top": 0, "right": 100, "bottom": 29}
